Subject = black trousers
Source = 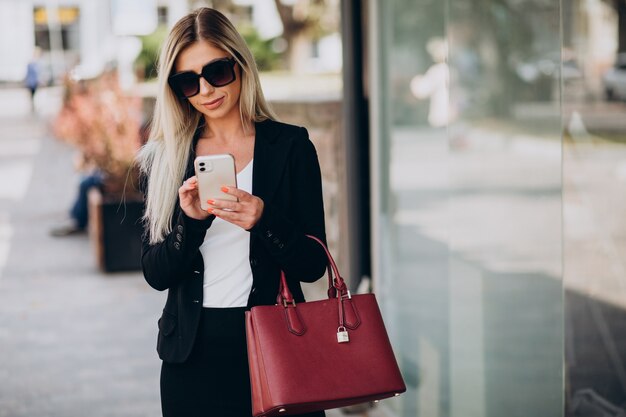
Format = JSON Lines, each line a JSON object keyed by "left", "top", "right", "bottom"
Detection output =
{"left": 160, "top": 307, "right": 325, "bottom": 417}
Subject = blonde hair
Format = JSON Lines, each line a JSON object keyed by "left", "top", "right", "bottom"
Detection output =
{"left": 137, "top": 7, "right": 277, "bottom": 244}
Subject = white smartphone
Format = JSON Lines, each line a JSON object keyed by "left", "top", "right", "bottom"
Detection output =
{"left": 194, "top": 154, "right": 238, "bottom": 211}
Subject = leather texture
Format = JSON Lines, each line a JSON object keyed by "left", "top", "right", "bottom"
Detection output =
{"left": 246, "top": 236, "right": 406, "bottom": 417}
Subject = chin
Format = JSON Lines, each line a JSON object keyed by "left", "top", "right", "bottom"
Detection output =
{"left": 205, "top": 107, "right": 237, "bottom": 121}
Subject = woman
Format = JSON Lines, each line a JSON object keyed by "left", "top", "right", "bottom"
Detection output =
{"left": 137, "top": 7, "right": 327, "bottom": 417}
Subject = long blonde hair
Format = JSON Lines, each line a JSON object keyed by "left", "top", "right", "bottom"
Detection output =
{"left": 137, "top": 7, "right": 276, "bottom": 244}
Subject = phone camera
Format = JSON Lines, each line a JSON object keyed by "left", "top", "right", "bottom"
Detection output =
{"left": 199, "top": 162, "right": 205, "bottom": 166}
{"left": 200, "top": 167, "right": 206, "bottom": 172}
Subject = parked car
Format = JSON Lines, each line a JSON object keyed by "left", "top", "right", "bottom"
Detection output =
{"left": 603, "top": 53, "right": 626, "bottom": 101}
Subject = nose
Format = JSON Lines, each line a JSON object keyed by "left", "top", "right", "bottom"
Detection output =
{"left": 198, "top": 77, "right": 214, "bottom": 96}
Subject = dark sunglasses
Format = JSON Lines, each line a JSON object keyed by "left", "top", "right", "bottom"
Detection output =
{"left": 168, "top": 57, "right": 236, "bottom": 98}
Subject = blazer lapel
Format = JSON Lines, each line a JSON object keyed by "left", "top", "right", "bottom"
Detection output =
{"left": 253, "top": 120, "right": 293, "bottom": 203}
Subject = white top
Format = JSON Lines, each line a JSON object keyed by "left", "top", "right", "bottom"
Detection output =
{"left": 200, "top": 159, "right": 254, "bottom": 307}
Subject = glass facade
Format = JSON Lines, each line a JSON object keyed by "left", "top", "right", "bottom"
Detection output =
{"left": 365, "top": 0, "right": 626, "bottom": 415}
{"left": 563, "top": 0, "right": 626, "bottom": 415}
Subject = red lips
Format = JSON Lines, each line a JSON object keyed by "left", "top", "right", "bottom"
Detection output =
{"left": 202, "top": 96, "right": 225, "bottom": 110}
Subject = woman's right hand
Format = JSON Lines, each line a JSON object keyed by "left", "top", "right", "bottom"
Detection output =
{"left": 179, "top": 176, "right": 211, "bottom": 220}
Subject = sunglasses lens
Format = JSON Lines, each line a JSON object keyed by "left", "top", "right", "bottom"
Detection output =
{"left": 203, "top": 60, "right": 235, "bottom": 87}
{"left": 175, "top": 73, "right": 200, "bottom": 98}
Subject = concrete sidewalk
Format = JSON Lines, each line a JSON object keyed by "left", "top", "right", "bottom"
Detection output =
{"left": 0, "top": 87, "right": 165, "bottom": 417}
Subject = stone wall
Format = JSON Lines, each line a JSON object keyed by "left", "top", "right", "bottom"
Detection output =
{"left": 269, "top": 99, "right": 347, "bottom": 300}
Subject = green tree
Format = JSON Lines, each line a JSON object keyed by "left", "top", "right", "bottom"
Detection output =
{"left": 135, "top": 25, "right": 168, "bottom": 81}
{"left": 239, "top": 25, "right": 281, "bottom": 71}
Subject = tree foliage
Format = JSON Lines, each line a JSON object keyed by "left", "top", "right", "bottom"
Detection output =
{"left": 135, "top": 25, "right": 169, "bottom": 80}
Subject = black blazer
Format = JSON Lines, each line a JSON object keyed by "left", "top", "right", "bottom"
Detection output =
{"left": 141, "top": 119, "right": 328, "bottom": 364}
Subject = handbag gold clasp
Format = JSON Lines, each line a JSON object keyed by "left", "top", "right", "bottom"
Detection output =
{"left": 282, "top": 299, "right": 297, "bottom": 308}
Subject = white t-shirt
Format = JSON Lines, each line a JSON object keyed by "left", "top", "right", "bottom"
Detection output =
{"left": 200, "top": 159, "right": 254, "bottom": 307}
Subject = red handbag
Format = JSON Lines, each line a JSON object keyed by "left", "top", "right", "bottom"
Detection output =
{"left": 245, "top": 235, "right": 406, "bottom": 417}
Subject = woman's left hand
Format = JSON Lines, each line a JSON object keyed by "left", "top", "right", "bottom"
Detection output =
{"left": 207, "top": 186, "right": 264, "bottom": 230}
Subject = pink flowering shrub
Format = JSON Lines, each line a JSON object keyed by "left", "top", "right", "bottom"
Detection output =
{"left": 53, "top": 71, "right": 143, "bottom": 195}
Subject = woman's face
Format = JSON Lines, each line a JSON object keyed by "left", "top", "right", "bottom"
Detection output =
{"left": 174, "top": 40, "right": 241, "bottom": 122}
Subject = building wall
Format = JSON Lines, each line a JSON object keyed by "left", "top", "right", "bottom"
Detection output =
{"left": 0, "top": 1, "right": 35, "bottom": 82}
{"left": 0, "top": 0, "right": 190, "bottom": 84}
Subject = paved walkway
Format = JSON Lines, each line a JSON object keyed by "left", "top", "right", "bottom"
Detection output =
{"left": 0, "top": 87, "right": 165, "bottom": 417}
{"left": 0, "top": 87, "right": 366, "bottom": 417}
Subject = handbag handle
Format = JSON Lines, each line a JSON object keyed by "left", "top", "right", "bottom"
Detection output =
{"left": 277, "top": 235, "right": 348, "bottom": 306}
{"left": 276, "top": 235, "right": 361, "bottom": 338}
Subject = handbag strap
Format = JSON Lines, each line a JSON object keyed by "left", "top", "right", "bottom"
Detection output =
{"left": 277, "top": 235, "right": 360, "bottom": 339}
{"left": 277, "top": 235, "right": 348, "bottom": 306}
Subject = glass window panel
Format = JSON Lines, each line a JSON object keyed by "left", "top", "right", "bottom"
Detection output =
{"left": 371, "top": 0, "right": 563, "bottom": 415}
{"left": 563, "top": 0, "right": 626, "bottom": 414}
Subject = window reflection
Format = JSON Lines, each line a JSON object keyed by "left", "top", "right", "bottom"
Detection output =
{"left": 374, "top": 0, "right": 626, "bottom": 415}
{"left": 375, "top": 0, "right": 562, "bottom": 416}
{"left": 564, "top": 0, "right": 626, "bottom": 415}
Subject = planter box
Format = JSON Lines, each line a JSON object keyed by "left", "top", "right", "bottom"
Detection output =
{"left": 88, "top": 188, "right": 144, "bottom": 272}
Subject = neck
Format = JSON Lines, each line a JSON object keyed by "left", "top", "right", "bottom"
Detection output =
{"left": 201, "top": 111, "right": 252, "bottom": 144}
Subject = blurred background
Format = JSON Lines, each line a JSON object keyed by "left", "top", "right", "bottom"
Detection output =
{"left": 1, "top": 0, "right": 626, "bottom": 416}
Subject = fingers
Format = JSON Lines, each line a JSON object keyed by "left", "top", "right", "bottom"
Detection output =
{"left": 209, "top": 207, "right": 242, "bottom": 222}
{"left": 210, "top": 207, "right": 255, "bottom": 230}
{"left": 208, "top": 191, "right": 264, "bottom": 230}
{"left": 179, "top": 176, "right": 198, "bottom": 194}
{"left": 178, "top": 177, "right": 209, "bottom": 220}
{"left": 220, "top": 186, "right": 250, "bottom": 201}
{"left": 207, "top": 198, "right": 240, "bottom": 211}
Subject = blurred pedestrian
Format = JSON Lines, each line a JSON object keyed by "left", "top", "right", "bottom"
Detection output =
{"left": 410, "top": 37, "right": 454, "bottom": 127}
{"left": 50, "top": 116, "right": 150, "bottom": 237}
{"left": 25, "top": 47, "right": 42, "bottom": 113}
{"left": 136, "top": 8, "right": 327, "bottom": 417}
{"left": 49, "top": 164, "right": 104, "bottom": 237}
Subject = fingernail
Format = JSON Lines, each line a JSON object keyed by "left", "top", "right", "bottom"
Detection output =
{"left": 221, "top": 186, "right": 229, "bottom": 193}
{"left": 207, "top": 199, "right": 215, "bottom": 205}
{"left": 207, "top": 208, "right": 214, "bottom": 214}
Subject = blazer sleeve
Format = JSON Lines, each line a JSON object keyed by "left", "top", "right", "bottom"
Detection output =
{"left": 140, "top": 175, "right": 215, "bottom": 291}
{"left": 249, "top": 127, "right": 328, "bottom": 282}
